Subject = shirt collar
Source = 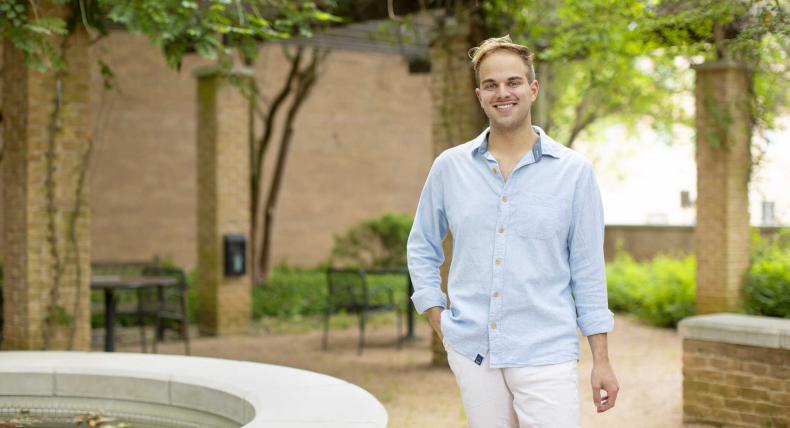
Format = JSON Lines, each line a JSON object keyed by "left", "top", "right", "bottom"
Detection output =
{"left": 470, "top": 125, "right": 563, "bottom": 159}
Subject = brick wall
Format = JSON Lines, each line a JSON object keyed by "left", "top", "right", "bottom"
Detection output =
{"left": 680, "top": 314, "right": 790, "bottom": 428}
{"left": 0, "top": 31, "right": 433, "bottom": 271}
{"left": 683, "top": 339, "right": 790, "bottom": 427}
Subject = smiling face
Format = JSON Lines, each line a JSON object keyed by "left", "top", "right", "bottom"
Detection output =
{"left": 474, "top": 50, "right": 539, "bottom": 133}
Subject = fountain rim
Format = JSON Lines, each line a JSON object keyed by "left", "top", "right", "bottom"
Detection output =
{"left": 0, "top": 351, "right": 388, "bottom": 427}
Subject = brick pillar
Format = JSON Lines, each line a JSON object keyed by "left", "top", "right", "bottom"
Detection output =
{"left": 1, "top": 3, "right": 92, "bottom": 350}
{"left": 693, "top": 62, "right": 751, "bottom": 314}
{"left": 429, "top": 28, "right": 486, "bottom": 366}
{"left": 194, "top": 66, "right": 253, "bottom": 336}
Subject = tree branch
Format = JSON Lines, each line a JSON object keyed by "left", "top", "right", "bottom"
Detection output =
{"left": 566, "top": 90, "right": 598, "bottom": 148}
{"left": 259, "top": 47, "right": 327, "bottom": 282}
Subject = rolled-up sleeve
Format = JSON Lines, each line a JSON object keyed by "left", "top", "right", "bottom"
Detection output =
{"left": 407, "top": 157, "right": 449, "bottom": 314}
{"left": 568, "top": 162, "right": 614, "bottom": 336}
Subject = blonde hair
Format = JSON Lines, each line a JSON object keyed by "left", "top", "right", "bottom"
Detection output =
{"left": 468, "top": 35, "right": 536, "bottom": 84}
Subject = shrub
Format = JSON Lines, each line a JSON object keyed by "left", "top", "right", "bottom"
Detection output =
{"left": 606, "top": 253, "right": 696, "bottom": 328}
{"left": 251, "top": 265, "right": 409, "bottom": 320}
{"left": 605, "top": 253, "right": 649, "bottom": 313}
{"left": 635, "top": 255, "right": 696, "bottom": 327}
{"left": 252, "top": 265, "right": 327, "bottom": 319}
{"left": 330, "top": 213, "right": 413, "bottom": 268}
{"left": 742, "top": 232, "right": 790, "bottom": 318}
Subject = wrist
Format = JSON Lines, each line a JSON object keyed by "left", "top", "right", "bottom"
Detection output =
{"left": 592, "top": 356, "right": 611, "bottom": 365}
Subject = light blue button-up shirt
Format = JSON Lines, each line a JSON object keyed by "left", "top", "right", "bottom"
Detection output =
{"left": 408, "top": 126, "right": 614, "bottom": 368}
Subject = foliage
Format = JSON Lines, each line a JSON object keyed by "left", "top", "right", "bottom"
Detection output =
{"left": 605, "top": 252, "right": 651, "bottom": 313}
{"left": 606, "top": 253, "right": 696, "bottom": 327}
{"left": 644, "top": 0, "right": 789, "bottom": 142}
{"left": 330, "top": 213, "right": 413, "bottom": 268}
{"left": 742, "top": 231, "right": 790, "bottom": 318}
{"left": 253, "top": 264, "right": 327, "bottom": 318}
{"left": 0, "top": 0, "right": 68, "bottom": 71}
{"left": 1, "top": 0, "right": 340, "bottom": 72}
{"left": 385, "top": 0, "right": 787, "bottom": 147}
{"left": 480, "top": 0, "right": 691, "bottom": 147}
{"left": 252, "top": 264, "right": 407, "bottom": 319}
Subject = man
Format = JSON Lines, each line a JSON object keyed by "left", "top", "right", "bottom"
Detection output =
{"left": 407, "top": 35, "right": 619, "bottom": 428}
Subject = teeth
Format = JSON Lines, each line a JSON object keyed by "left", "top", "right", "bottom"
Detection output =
{"left": 496, "top": 104, "right": 514, "bottom": 109}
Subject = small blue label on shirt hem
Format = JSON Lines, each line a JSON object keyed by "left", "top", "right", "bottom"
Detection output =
{"left": 474, "top": 354, "right": 484, "bottom": 365}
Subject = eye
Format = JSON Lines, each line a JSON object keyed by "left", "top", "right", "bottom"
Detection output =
{"left": 484, "top": 83, "right": 496, "bottom": 90}
{"left": 509, "top": 81, "right": 521, "bottom": 87}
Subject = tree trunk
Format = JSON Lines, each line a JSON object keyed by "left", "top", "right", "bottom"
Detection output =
{"left": 250, "top": 46, "right": 305, "bottom": 285}
{"left": 259, "top": 48, "right": 328, "bottom": 284}
{"left": 428, "top": 0, "right": 487, "bottom": 366}
{"left": 533, "top": 61, "right": 554, "bottom": 135}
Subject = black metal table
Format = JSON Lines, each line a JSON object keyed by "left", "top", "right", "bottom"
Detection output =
{"left": 91, "top": 275, "right": 179, "bottom": 352}
{"left": 360, "top": 268, "right": 417, "bottom": 340}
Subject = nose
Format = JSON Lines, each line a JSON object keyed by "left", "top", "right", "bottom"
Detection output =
{"left": 495, "top": 83, "right": 510, "bottom": 99}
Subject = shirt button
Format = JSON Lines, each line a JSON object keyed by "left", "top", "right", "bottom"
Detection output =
{"left": 498, "top": 227, "right": 505, "bottom": 233}
{"left": 490, "top": 322, "right": 497, "bottom": 329}
{"left": 493, "top": 291, "right": 500, "bottom": 298}
{"left": 501, "top": 195, "right": 508, "bottom": 203}
{"left": 495, "top": 258, "right": 502, "bottom": 265}
{"left": 491, "top": 167, "right": 497, "bottom": 174}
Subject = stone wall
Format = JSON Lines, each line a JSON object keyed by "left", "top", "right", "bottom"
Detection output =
{"left": 679, "top": 314, "right": 790, "bottom": 427}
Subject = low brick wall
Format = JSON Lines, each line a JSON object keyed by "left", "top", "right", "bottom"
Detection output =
{"left": 679, "top": 314, "right": 790, "bottom": 427}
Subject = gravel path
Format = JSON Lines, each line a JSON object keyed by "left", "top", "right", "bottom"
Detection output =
{"left": 143, "top": 314, "right": 682, "bottom": 427}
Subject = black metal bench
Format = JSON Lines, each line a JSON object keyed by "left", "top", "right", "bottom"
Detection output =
{"left": 323, "top": 268, "right": 404, "bottom": 355}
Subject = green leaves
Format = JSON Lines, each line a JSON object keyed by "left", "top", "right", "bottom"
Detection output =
{"left": 606, "top": 253, "right": 696, "bottom": 328}
{"left": 25, "top": 17, "right": 67, "bottom": 35}
{"left": 2, "top": 0, "right": 339, "bottom": 72}
{"left": 331, "top": 213, "right": 413, "bottom": 269}
{"left": 742, "top": 232, "right": 790, "bottom": 318}
{"left": 607, "top": 231, "right": 790, "bottom": 327}
{"left": 481, "top": 0, "right": 787, "bottom": 147}
{"left": 483, "top": 0, "right": 689, "bottom": 147}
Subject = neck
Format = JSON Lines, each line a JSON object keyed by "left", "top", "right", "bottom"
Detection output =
{"left": 488, "top": 120, "right": 539, "bottom": 154}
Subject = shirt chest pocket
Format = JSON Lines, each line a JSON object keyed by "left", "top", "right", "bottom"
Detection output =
{"left": 513, "top": 195, "right": 568, "bottom": 240}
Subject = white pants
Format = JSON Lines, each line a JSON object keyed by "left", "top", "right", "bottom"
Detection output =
{"left": 444, "top": 340, "right": 579, "bottom": 428}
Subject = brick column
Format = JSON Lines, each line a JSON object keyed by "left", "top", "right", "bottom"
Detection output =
{"left": 693, "top": 62, "right": 751, "bottom": 314}
{"left": 2, "top": 3, "right": 92, "bottom": 350}
{"left": 194, "top": 66, "right": 253, "bottom": 336}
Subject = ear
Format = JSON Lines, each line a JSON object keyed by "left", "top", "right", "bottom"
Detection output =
{"left": 475, "top": 87, "right": 482, "bottom": 104}
{"left": 531, "top": 79, "right": 539, "bottom": 100}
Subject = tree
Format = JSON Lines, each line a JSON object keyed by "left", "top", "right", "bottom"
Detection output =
{"left": 646, "top": 0, "right": 788, "bottom": 142}
{"left": 1, "top": 0, "right": 337, "bottom": 71}
{"left": 252, "top": 43, "right": 330, "bottom": 284}
{"left": 647, "top": 0, "right": 788, "bottom": 314}
{"left": 482, "top": 0, "right": 689, "bottom": 147}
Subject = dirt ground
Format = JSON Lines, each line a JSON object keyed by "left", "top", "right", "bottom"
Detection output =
{"left": 119, "top": 314, "right": 682, "bottom": 428}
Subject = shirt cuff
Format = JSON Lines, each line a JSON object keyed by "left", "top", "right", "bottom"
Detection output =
{"left": 411, "top": 288, "right": 447, "bottom": 314}
{"left": 577, "top": 309, "right": 614, "bottom": 337}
